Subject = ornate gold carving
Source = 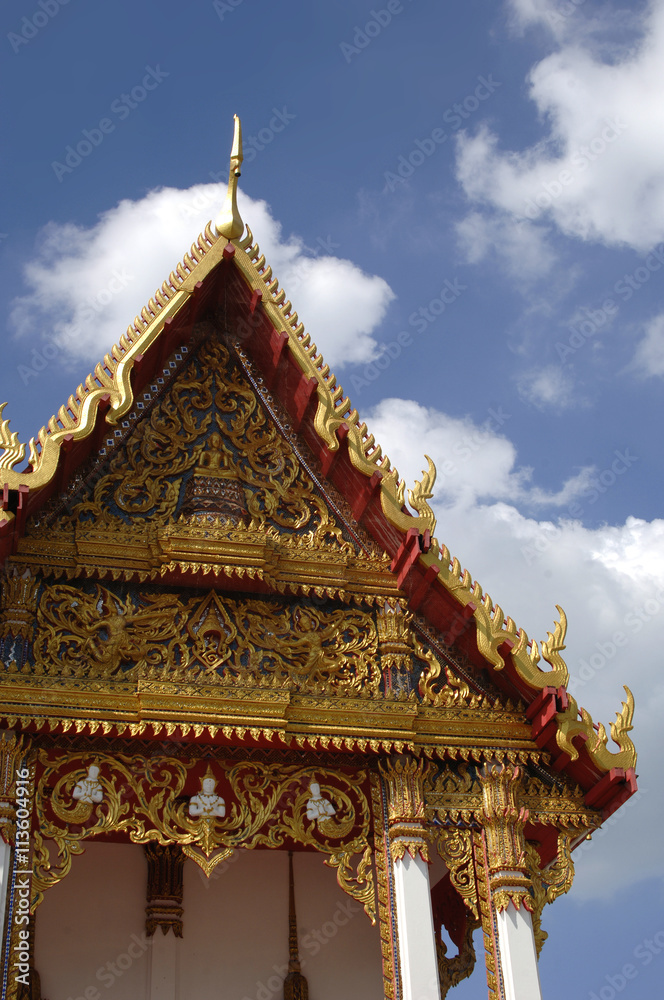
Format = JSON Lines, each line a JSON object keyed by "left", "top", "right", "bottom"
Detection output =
{"left": 472, "top": 830, "right": 500, "bottom": 1000}
{"left": 1, "top": 569, "right": 39, "bottom": 637}
{"left": 324, "top": 845, "right": 375, "bottom": 923}
{"left": 0, "top": 402, "right": 27, "bottom": 472}
{"left": 52, "top": 340, "right": 353, "bottom": 548}
{"left": 555, "top": 685, "right": 637, "bottom": 772}
{"left": 32, "top": 584, "right": 188, "bottom": 679}
{"left": 406, "top": 455, "right": 436, "bottom": 529}
{"left": 1, "top": 569, "right": 39, "bottom": 676}
{"left": 434, "top": 828, "right": 478, "bottom": 919}
{"left": 525, "top": 833, "right": 575, "bottom": 955}
{"left": 417, "top": 641, "right": 485, "bottom": 709}
{"left": 376, "top": 603, "right": 412, "bottom": 698}
{"left": 479, "top": 763, "right": 532, "bottom": 912}
{"left": 479, "top": 764, "right": 528, "bottom": 873}
{"left": 144, "top": 843, "right": 184, "bottom": 937}
{"left": 29, "top": 583, "right": 379, "bottom": 697}
{"left": 379, "top": 756, "right": 429, "bottom": 861}
{"left": 18, "top": 337, "right": 404, "bottom": 598}
{"left": 425, "top": 762, "right": 481, "bottom": 826}
{"left": 0, "top": 403, "right": 25, "bottom": 469}
{"left": 437, "top": 918, "right": 479, "bottom": 1000}
{"left": 0, "top": 730, "right": 24, "bottom": 844}
{"left": 426, "top": 763, "right": 599, "bottom": 834}
{"left": 370, "top": 773, "right": 398, "bottom": 1000}
{"left": 418, "top": 556, "right": 637, "bottom": 774}
{"left": 32, "top": 752, "right": 375, "bottom": 921}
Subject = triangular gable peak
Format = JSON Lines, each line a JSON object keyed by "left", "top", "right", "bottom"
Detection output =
{"left": 0, "top": 122, "right": 636, "bottom": 822}
{"left": 16, "top": 329, "right": 393, "bottom": 601}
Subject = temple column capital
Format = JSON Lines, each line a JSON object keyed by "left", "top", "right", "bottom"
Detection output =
{"left": 478, "top": 762, "right": 532, "bottom": 909}
{"left": 379, "top": 756, "right": 440, "bottom": 1000}
{"left": 477, "top": 763, "right": 542, "bottom": 1000}
{"left": 379, "top": 755, "right": 430, "bottom": 862}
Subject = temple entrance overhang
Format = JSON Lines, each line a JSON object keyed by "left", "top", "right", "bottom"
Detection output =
{"left": 0, "top": 730, "right": 598, "bottom": 1000}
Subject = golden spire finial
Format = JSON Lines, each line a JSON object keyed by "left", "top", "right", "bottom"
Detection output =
{"left": 215, "top": 114, "right": 244, "bottom": 240}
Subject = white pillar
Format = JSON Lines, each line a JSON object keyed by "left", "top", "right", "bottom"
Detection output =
{"left": 147, "top": 932, "right": 178, "bottom": 1000}
{"left": 496, "top": 902, "right": 542, "bottom": 1000}
{"left": 0, "top": 839, "right": 12, "bottom": 938}
{"left": 393, "top": 851, "right": 441, "bottom": 1000}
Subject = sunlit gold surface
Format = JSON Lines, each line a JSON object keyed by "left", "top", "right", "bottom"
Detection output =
{"left": 215, "top": 114, "right": 244, "bottom": 240}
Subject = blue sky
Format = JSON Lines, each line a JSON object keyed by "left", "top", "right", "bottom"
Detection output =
{"left": 2, "top": 0, "right": 664, "bottom": 996}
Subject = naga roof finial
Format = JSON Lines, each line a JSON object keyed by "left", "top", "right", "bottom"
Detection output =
{"left": 215, "top": 114, "right": 244, "bottom": 240}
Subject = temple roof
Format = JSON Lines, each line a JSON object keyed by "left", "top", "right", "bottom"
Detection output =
{"left": 0, "top": 118, "right": 636, "bottom": 818}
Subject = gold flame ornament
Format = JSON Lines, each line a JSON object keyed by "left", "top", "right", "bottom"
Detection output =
{"left": 215, "top": 114, "right": 244, "bottom": 240}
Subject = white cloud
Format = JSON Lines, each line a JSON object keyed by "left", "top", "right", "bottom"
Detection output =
{"left": 456, "top": 2, "right": 664, "bottom": 252}
{"left": 9, "top": 185, "right": 394, "bottom": 370}
{"left": 371, "top": 397, "right": 664, "bottom": 898}
{"left": 507, "top": 0, "right": 642, "bottom": 45}
{"left": 367, "top": 397, "right": 593, "bottom": 508}
{"left": 506, "top": 0, "right": 568, "bottom": 39}
{"left": 516, "top": 364, "right": 578, "bottom": 409}
{"left": 630, "top": 312, "right": 664, "bottom": 376}
{"left": 456, "top": 211, "right": 557, "bottom": 280}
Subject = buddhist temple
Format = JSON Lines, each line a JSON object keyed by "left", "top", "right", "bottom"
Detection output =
{"left": 0, "top": 116, "right": 637, "bottom": 1000}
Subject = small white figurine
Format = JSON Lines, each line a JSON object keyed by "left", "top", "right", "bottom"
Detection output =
{"left": 306, "top": 780, "right": 336, "bottom": 822}
{"left": 188, "top": 769, "right": 226, "bottom": 818}
{"left": 72, "top": 764, "right": 104, "bottom": 804}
